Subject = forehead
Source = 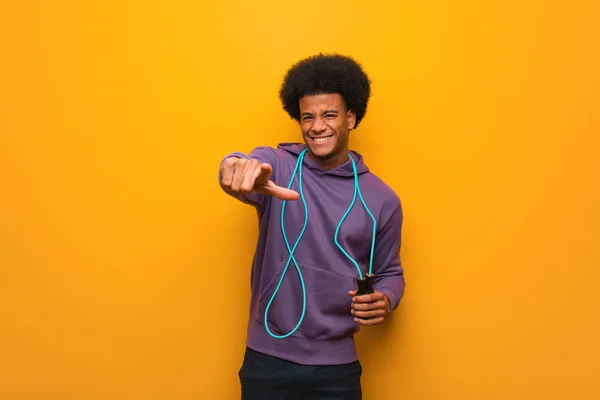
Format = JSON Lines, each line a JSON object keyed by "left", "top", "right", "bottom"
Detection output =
{"left": 299, "top": 93, "right": 346, "bottom": 112}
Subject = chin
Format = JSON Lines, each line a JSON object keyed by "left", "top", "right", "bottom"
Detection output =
{"left": 306, "top": 140, "right": 336, "bottom": 158}
{"left": 309, "top": 146, "right": 335, "bottom": 159}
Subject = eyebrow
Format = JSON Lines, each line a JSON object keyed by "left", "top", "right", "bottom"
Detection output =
{"left": 300, "top": 110, "right": 339, "bottom": 117}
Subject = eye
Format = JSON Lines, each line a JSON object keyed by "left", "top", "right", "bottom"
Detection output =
{"left": 325, "top": 114, "right": 337, "bottom": 119}
{"left": 302, "top": 115, "right": 313, "bottom": 121}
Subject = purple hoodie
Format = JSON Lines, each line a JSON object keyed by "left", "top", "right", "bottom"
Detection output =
{"left": 219, "top": 142, "right": 405, "bottom": 365}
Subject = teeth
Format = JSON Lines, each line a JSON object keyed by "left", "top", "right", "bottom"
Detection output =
{"left": 313, "top": 136, "right": 333, "bottom": 143}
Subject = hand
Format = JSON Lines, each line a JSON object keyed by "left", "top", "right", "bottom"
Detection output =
{"left": 220, "top": 157, "right": 299, "bottom": 201}
{"left": 348, "top": 290, "right": 391, "bottom": 326}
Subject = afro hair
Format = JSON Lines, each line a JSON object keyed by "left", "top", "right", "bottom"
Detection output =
{"left": 278, "top": 53, "right": 371, "bottom": 128}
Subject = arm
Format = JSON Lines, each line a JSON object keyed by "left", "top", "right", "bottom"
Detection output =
{"left": 371, "top": 203, "right": 405, "bottom": 312}
{"left": 350, "top": 201, "right": 405, "bottom": 325}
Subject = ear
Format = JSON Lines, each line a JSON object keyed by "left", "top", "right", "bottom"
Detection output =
{"left": 347, "top": 110, "right": 356, "bottom": 130}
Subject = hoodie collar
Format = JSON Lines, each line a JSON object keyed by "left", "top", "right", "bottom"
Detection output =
{"left": 277, "top": 142, "right": 370, "bottom": 177}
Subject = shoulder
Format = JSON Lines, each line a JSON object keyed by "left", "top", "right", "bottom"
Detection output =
{"left": 360, "top": 171, "right": 403, "bottom": 227}
{"left": 362, "top": 171, "right": 401, "bottom": 207}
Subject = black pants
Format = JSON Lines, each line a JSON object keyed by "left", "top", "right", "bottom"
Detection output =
{"left": 239, "top": 347, "right": 362, "bottom": 400}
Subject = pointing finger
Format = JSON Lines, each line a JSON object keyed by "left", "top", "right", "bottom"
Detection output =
{"left": 255, "top": 163, "right": 273, "bottom": 183}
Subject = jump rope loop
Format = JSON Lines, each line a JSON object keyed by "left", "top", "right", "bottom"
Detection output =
{"left": 264, "top": 148, "right": 377, "bottom": 339}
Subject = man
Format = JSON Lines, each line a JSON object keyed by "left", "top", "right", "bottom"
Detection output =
{"left": 218, "top": 53, "right": 405, "bottom": 399}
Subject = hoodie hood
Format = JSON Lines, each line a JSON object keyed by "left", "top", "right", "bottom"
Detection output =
{"left": 277, "top": 142, "right": 370, "bottom": 177}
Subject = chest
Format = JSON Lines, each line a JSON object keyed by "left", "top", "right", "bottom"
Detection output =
{"left": 273, "top": 171, "right": 380, "bottom": 259}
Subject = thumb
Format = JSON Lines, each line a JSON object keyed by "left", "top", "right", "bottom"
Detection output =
{"left": 268, "top": 184, "right": 300, "bottom": 201}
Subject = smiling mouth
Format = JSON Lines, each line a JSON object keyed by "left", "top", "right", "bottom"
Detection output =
{"left": 310, "top": 135, "right": 334, "bottom": 144}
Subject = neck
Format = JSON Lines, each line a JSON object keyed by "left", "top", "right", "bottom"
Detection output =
{"left": 308, "top": 150, "right": 349, "bottom": 170}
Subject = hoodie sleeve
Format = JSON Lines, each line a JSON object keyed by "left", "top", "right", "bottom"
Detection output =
{"left": 372, "top": 202, "right": 405, "bottom": 312}
{"left": 218, "top": 146, "right": 278, "bottom": 207}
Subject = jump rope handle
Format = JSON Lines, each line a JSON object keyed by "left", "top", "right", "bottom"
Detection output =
{"left": 355, "top": 273, "right": 376, "bottom": 320}
{"left": 356, "top": 273, "right": 375, "bottom": 295}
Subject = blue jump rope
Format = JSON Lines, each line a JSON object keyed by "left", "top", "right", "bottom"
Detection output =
{"left": 264, "top": 148, "right": 377, "bottom": 339}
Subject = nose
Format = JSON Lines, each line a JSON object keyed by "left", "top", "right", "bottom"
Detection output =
{"left": 311, "top": 116, "right": 326, "bottom": 134}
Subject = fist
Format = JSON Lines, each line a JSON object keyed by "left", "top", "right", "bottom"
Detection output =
{"left": 348, "top": 290, "right": 391, "bottom": 326}
{"left": 220, "top": 157, "right": 299, "bottom": 201}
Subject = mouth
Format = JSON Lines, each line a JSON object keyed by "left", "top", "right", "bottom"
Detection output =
{"left": 309, "top": 135, "right": 334, "bottom": 144}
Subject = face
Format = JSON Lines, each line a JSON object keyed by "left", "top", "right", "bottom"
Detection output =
{"left": 298, "top": 93, "right": 356, "bottom": 170}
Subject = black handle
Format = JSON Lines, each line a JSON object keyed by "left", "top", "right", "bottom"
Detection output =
{"left": 356, "top": 273, "right": 375, "bottom": 295}
{"left": 355, "top": 273, "right": 376, "bottom": 320}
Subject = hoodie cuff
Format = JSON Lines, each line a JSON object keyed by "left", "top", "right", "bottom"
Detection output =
{"left": 376, "top": 287, "right": 400, "bottom": 313}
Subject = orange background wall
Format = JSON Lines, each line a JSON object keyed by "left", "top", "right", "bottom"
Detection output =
{"left": 1, "top": 1, "right": 599, "bottom": 399}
